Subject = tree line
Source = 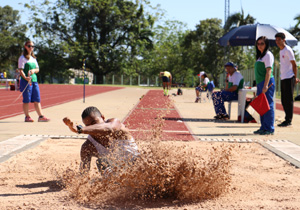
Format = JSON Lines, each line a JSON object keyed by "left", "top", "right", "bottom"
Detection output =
{"left": 0, "top": 0, "right": 299, "bottom": 86}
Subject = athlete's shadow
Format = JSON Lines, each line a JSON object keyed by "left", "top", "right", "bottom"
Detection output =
{"left": 0, "top": 180, "right": 63, "bottom": 197}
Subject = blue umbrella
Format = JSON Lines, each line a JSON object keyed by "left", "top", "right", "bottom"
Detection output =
{"left": 219, "top": 23, "right": 298, "bottom": 47}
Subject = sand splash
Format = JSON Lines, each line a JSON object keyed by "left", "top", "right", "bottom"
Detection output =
{"left": 56, "top": 98, "right": 233, "bottom": 206}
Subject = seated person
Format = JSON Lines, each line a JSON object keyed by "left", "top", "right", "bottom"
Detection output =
{"left": 212, "top": 62, "right": 244, "bottom": 120}
{"left": 195, "top": 71, "right": 210, "bottom": 103}
{"left": 63, "top": 106, "right": 139, "bottom": 176}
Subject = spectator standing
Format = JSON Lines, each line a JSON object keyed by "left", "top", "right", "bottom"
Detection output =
{"left": 253, "top": 36, "right": 275, "bottom": 135}
{"left": 18, "top": 40, "right": 50, "bottom": 122}
{"left": 275, "top": 32, "right": 299, "bottom": 127}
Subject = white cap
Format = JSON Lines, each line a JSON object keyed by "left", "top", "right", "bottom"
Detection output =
{"left": 199, "top": 71, "right": 205, "bottom": 77}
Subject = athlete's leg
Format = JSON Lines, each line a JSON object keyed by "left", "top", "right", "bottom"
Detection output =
{"left": 80, "top": 140, "right": 99, "bottom": 172}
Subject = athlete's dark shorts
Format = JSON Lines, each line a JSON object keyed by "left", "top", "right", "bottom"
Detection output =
{"left": 162, "top": 76, "right": 170, "bottom": 82}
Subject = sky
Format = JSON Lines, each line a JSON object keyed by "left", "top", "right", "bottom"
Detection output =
{"left": 149, "top": 0, "right": 300, "bottom": 31}
{"left": 1, "top": 0, "right": 300, "bottom": 50}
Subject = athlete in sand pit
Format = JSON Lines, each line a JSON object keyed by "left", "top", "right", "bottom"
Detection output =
{"left": 63, "top": 106, "right": 139, "bottom": 175}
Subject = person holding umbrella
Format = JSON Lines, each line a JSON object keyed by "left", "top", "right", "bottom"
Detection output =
{"left": 275, "top": 32, "right": 299, "bottom": 127}
{"left": 253, "top": 36, "right": 275, "bottom": 135}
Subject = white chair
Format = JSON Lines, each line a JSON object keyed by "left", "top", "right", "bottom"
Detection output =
{"left": 227, "top": 100, "right": 238, "bottom": 119}
{"left": 227, "top": 88, "right": 257, "bottom": 122}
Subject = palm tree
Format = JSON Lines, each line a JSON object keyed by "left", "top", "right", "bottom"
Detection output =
{"left": 289, "top": 14, "right": 300, "bottom": 40}
{"left": 224, "top": 9, "right": 256, "bottom": 32}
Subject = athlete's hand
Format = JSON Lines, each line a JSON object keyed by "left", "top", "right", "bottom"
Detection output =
{"left": 63, "top": 117, "right": 77, "bottom": 133}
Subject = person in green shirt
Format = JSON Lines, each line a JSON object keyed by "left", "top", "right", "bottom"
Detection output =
{"left": 253, "top": 36, "right": 275, "bottom": 135}
{"left": 18, "top": 40, "right": 50, "bottom": 122}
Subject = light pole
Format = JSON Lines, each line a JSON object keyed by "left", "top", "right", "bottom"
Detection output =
{"left": 83, "top": 59, "right": 86, "bottom": 103}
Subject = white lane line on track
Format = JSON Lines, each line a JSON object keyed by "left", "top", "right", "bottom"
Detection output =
{"left": 128, "top": 129, "right": 190, "bottom": 133}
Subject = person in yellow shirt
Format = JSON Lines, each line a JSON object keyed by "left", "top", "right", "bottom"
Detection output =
{"left": 159, "top": 71, "right": 172, "bottom": 96}
{"left": 3, "top": 71, "right": 7, "bottom": 78}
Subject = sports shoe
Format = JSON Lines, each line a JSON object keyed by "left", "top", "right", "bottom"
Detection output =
{"left": 221, "top": 114, "right": 230, "bottom": 120}
{"left": 38, "top": 116, "right": 50, "bottom": 122}
{"left": 195, "top": 98, "right": 199, "bottom": 103}
{"left": 277, "top": 121, "right": 291, "bottom": 127}
{"left": 25, "top": 116, "right": 34, "bottom": 122}
{"left": 214, "top": 114, "right": 229, "bottom": 120}
{"left": 253, "top": 129, "right": 264, "bottom": 134}
{"left": 214, "top": 115, "right": 222, "bottom": 119}
{"left": 259, "top": 130, "right": 274, "bottom": 135}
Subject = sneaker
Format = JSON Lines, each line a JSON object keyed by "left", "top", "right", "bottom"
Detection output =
{"left": 214, "top": 114, "right": 229, "bottom": 120}
{"left": 195, "top": 98, "right": 199, "bottom": 103}
{"left": 277, "top": 121, "right": 291, "bottom": 127}
{"left": 38, "top": 116, "right": 50, "bottom": 122}
{"left": 25, "top": 116, "right": 34, "bottom": 122}
{"left": 259, "top": 130, "right": 274, "bottom": 135}
{"left": 221, "top": 114, "right": 230, "bottom": 120}
{"left": 214, "top": 115, "right": 222, "bottom": 119}
{"left": 253, "top": 129, "right": 264, "bottom": 134}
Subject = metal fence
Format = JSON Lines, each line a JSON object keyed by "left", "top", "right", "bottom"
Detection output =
{"left": 102, "top": 74, "right": 160, "bottom": 86}
{"left": 99, "top": 70, "right": 299, "bottom": 98}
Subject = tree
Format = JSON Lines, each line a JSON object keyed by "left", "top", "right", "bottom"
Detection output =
{"left": 223, "top": 10, "right": 256, "bottom": 71}
{"left": 224, "top": 9, "right": 256, "bottom": 32}
{"left": 290, "top": 14, "right": 300, "bottom": 41}
{"left": 25, "top": 0, "right": 154, "bottom": 83}
{"left": 0, "top": 6, "right": 27, "bottom": 74}
{"left": 146, "top": 20, "right": 188, "bottom": 84}
{"left": 182, "top": 18, "right": 225, "bottom": 86}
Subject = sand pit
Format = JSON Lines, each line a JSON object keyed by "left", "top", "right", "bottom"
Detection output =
{"left": 0, "top": 137, "right": 299, "bottom": 210}
{"left": 1, "top": 87, "right": 300, "bottom": 209}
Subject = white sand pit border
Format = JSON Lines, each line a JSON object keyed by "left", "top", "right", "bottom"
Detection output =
{"left": 197, "top": 137, "right": 300, "bottom": 168}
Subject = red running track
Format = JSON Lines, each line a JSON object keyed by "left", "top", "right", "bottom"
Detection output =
{"left": 123, "top": 90, "right": 195, "bottom": 141}
{"left": 0, "top": 84, "right": 123, "bottom": 120}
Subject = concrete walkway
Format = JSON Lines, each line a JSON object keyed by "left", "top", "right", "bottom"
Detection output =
{"left": 0, "top": 87, "right": 300, "bottom": 168}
